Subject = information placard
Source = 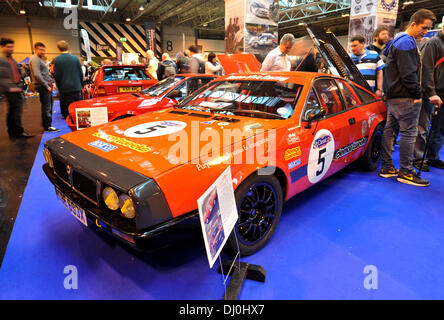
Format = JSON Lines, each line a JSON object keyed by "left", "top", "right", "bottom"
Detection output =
{"left": 197, "top": 166, "right": 239, "bottom": 268}
{"left": 75, "top": 107, "right": 108, "bottom": 130}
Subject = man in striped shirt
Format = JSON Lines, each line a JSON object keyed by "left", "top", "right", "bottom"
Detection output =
{"left": 350, "top": 35, "right": 385, "bottom": 98}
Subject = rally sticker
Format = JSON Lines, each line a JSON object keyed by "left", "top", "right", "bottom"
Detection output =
{"left": 124, "top": 120, "right": 187, "bottom": 138}
{"left": 88, "top": 140, "right": 117, "bottom": 152}
{"left": 307, "top": 129, "right": 335, "bottom": 184}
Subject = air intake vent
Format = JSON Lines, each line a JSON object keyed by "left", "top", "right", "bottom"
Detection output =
{"left": 169, "top": 110, "right": 189, "bottom": 115}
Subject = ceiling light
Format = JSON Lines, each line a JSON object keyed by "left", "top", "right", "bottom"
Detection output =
{"left": 139, "top": 4, "right": 144, "bottom": 11}
{"left": 19, "top": 9, "right": 26, "bottom": 15}
{"left": 125, "top": 17, "right": 131, "bottom": 22}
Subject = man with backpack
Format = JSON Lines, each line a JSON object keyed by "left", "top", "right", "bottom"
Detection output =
{"left": 157, "top": 53, "right": 177, "bottom": 81}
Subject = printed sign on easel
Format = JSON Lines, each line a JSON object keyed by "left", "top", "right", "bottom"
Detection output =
{"left": 197, "top": 166, "right": 239, "bottom": 268}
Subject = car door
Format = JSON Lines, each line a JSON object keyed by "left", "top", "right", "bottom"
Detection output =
{"left": 300, "top": 77, "right": 353, "bottom": 185}
{"left": 334, "top": 78, "right": 370, "bottom": 163}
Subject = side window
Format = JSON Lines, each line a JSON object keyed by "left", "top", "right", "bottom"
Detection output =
{"left": 336, "top": 80, "right": 360, "bottom": 109}
{"left": 302, "top": 89, "right": 322, "bottom": 121}
{"left": 351, "top": 84, "right": 377, "bottom": 104}
{"left": 313, "top": 79, "right": 345, "bottom": 116}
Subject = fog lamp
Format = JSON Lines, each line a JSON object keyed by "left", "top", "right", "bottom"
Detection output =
{"left": 43, "top": 148, "right": 53, "bottom": 168}
{"left": 103, "top": 187, "right": 119, "bottom": 210}
{"left": 119, "top": 194, "right": 136, "bottom": 219}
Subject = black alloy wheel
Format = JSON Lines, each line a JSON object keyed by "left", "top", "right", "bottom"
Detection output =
{"left": 227, "top": 174, "right": 283, "bottom": 256}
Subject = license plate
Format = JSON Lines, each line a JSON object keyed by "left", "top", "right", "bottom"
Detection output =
{"left": 56, "top": 189, "right": 88, "bottom": 227}
{"left": 119, "top": 86, "right": 141, "bottom": 93}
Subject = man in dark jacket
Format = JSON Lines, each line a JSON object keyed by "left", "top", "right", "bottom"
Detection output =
{"left": 379, "top": 9, "right": 436, "bottom": 187}
{"left": 0, "top": 38, "right": 34, "bottom": 138}
{"left": 156, "top": 53, "right": 177, "bottom": 81}
{"left": 53, "top": 40, "right": 84, "bottom": 119}
{"left": 417, "top": 23, "right": 444, "bottom": 170}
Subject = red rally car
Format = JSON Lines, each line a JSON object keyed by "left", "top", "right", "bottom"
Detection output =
{"left": 68, "top": 74, "right": 218, "bottom": 131}
{"left": 42, "top": 26, "right": 387, "bottom": 256}
{"left": 83, "top": 64, "right": 157, "bottom": 99}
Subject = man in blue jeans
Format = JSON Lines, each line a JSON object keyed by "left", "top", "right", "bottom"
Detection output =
{"left": 30, "top": 42, "right": 59, "bottom": 132}
{"left": 379, "top": 9, "right": 436, "bottom": 187}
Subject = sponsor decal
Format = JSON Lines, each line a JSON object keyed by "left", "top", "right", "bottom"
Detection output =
{"left": 225, "top": 74, "right": 289, "bottom": 82}
{"left": 92, "top": 132, "right": 151, "bottom": 152}
{"left": 368, "top": 113, "right": 377, "bottom": 128}
{"left": 288, "top": 158, "right": 301, "bottom": 170}
{"left": 124, "top": 120, "right": 187, "bottom": 138}
{"left": 313, "top": 134, "right": 332, "bottom": 149}
{"left": 284, "top": 146, "right": 302, "bottom": 161}
{"left": 286, "top": 131, "right": 300, "bottom": 145}
{"left": 88, "top": 140, "right": 117, "bottom": 152}
{"left": 333, "top": 137, "right": 368, "bottom": 160}
{"left": 362, "top": 120, "right": 368, "bottom": 136}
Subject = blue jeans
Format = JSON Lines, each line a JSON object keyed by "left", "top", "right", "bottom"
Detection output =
{"left": 36, "top": 86, "right": 53, "bottom": 129}
{"left": 381, "top": 98, "right": 421, "bottom": 172}
{"left": 427, "top": 97, "right": 444, "bottom": 161}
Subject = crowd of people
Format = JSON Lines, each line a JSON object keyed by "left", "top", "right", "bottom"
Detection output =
{"left": 260, "top": 9, "right": 443, "bottom": 187}
{"left": 1, "top": 8, "right": 443, "bottom": 188}
{"left": 0, "top": 42, "right": 224, "bottom": 139}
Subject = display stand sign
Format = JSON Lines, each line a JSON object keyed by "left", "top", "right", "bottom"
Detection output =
{"left": 197, "top": 166, "right": 238, "bottom": 268}
{"left": 75, "top": 107, "right": 108, "bottom": 130}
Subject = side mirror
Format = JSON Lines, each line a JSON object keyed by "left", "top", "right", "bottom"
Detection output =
{"left": 169, "top": 90, "right": 183, "bottom": 99}
{"left": 304, "top": 107, "right": 326, "bottom": 129}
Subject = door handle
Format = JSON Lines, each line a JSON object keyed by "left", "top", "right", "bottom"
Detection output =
{"left": 348, "top": 117, "right": 356, "bottom": 125}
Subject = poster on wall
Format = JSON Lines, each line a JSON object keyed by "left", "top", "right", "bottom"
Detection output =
{"left": 75, "top": 107, "right": 108, "bottom": 130}
{"left": 349, "top": 15, "right": 377, "bottom": 45}
{"left": 348, "top": 0, "right": 398, "bottom": 47}
{"left": 197, "top": 166, "right": 238, "bottom": 268}
{"left": 80, "top": 29, "right": 92, "bottom": 63}
{"left": 244, "top": 0, "right": 279, "bottom": 56}
{"left": 225, "top": 0, "right": 245, "bottom": 54}
{"left": 144, "top": 21, "right": 156, "bottom": 53}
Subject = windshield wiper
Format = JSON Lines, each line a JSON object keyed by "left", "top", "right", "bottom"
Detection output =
{"left": 225, "top": 109, "right": 285, "bottom": 119}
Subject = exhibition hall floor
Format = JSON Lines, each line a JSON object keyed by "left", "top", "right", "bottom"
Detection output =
{"left": 1, "top": 98, "right": 444, "bottom": 299}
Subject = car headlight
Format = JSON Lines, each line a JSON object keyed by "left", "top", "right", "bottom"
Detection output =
{"left": 103, "top": 187, "right": 119, "bottom": 210}
{"left": 43, "top": 147, "right": 53, "bottom": 168}
{"left": 119, "top": 194, "right": 136, "bottom": 219}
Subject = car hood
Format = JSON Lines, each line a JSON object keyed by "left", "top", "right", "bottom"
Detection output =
{"left": 60, "top": 108, "right": 280, "bottom": 178}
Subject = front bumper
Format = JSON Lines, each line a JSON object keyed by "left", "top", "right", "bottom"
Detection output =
{"left": 43, "top": 137, "right": 198, "bottom": 251}
{"left": 44, "top": 164, "right": 198, "bottom": 251}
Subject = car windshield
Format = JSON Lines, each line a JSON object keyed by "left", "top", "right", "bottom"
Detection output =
{"left": 179, "top": 80, "right": 302, "bottom": 119}
{"left": 102, "top": 67, "right": 152, "bottom": 81}
{"left": 142, "top": 76, "right": 185, "bottom": 96}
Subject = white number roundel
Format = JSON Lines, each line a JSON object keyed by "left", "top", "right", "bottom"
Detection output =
{"left": 307, "top": 129, "right": 335, "bottom": 184}
{"left": 124, "top": 121, "right": 187, "bottom": 138}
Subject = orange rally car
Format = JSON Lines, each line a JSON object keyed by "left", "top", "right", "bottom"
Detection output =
{"left": 42, "top": 26, "right": 387, "bottom": 255}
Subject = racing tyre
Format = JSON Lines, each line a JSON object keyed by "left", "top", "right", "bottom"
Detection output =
{"left": 357, "top": 124, "right": 383, "bottom": 171}
{"left": 227, "top": 174, "right": 283, "bottom": 256}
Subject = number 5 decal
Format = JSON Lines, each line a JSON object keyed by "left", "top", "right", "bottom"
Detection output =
{"left": 307, "top": 129, "right": 335, "bottom": 184}
{"left": 316, "top": 148, "right": 326, "bottom": 176}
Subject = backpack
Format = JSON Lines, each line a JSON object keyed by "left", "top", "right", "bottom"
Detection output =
{"left": 164, "top": 62, "right": 177, "bottom": 77}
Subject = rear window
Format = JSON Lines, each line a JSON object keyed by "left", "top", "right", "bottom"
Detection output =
{"left": 102, "top": 67, "right": 152, "bottom": 81}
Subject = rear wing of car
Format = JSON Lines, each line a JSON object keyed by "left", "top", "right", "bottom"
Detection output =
{"left": 304, "top": 24, "right": 373, "bottom": 92}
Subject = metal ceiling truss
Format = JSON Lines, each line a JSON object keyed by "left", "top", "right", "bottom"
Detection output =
{"left": 279, "top": 0, "right": 351, "bottom": 25}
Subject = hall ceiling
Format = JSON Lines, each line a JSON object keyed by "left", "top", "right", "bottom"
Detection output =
{"left": 0, "top": 0, "right": 443, "bottom": 37}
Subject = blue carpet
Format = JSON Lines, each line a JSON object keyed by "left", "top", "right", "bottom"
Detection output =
{"left": 1, "top": 104, "right": 444, "bottom": 299}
